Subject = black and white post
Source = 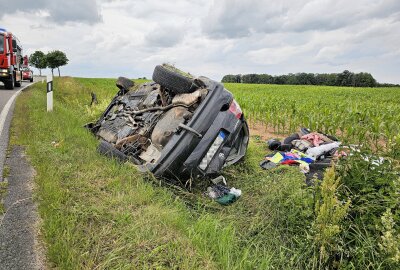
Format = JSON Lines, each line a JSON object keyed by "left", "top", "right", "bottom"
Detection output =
{"left": 47, "top": 74, "right": 53, "bottom": 112}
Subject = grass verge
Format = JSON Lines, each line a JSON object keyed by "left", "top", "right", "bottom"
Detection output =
{"left": 9, "top": 77, "right": 398, "bottom": 269}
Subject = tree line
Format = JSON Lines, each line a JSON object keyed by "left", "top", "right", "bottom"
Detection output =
{"left": 29, "top": 50, "right": 69, "bottom": 77}
{"left": 222, "top": 70, "right": 398, "bottom": 87}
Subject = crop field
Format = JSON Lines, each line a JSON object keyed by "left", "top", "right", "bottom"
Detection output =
{"left": 10, "top": 78, "right": 400, "bottom": 269}
{"left": 227, "top": 83, "right": 400, "bottom": 155}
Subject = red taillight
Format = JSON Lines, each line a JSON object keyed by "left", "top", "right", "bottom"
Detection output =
{"left": 229, "top": 99, "right": 242, "bottom": 119}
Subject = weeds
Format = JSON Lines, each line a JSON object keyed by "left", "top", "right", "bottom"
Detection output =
{"left": 378, "top": 209, "right": 400, "bottom": 265}
{"left": 0, "top": 181, "right": 8, "bottom": 214}
{"left": 2, "top": 165, "right": 10, "bottom": 178}
{"left": 311, "top": 167, "right": 350, "bottom": 268}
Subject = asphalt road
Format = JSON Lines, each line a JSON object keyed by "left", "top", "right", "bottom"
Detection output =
{"left": 0, "top": 78, "right": 38, "bottom": 111}
{"left": 0, "top": 79, "right": 35, "bottom": 181}
{"left": 0, "top": 78, "right": 46, "bottom": 269}
{"left": 0, "top": 86, "right": 20, "bottom": 112}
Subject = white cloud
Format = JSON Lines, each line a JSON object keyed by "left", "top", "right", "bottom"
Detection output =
{"left": 0, "top": 0, "right": 102, "bottom": 24}
{"left": 0, "top": 0, "right": 399, "bottom": 83}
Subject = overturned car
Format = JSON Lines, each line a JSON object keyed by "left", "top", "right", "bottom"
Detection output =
{"left": 87, "top": 65, "right": 249, "bottom": 180}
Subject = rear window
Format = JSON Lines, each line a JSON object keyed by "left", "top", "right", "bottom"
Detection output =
{"left": 0, "top": 34, "right": 4, "bottom": 54}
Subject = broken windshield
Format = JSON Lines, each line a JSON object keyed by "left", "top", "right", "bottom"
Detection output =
{"left": 0, "top": 34, "right": 4, "bottom": 54}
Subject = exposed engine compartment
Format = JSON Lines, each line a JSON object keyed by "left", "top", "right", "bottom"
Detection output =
{"left": 88, "top": 65, "right": 249, "bottom": 180}
{"left": 92, "top": 81, "right": 208, "bottom": 165}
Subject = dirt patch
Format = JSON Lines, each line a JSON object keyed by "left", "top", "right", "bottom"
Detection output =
{"left": 248, "top": 121, "right": 288, "bottom": 141}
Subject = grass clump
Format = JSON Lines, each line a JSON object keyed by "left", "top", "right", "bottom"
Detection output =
{"left": 2, "top": 165, "right": 10, "bottom": 178}
{"left": 0, "top": 181, "right": 8, "bottom": 214}
{"left": 311, "top": 167, "right": 350, "bottom": 268}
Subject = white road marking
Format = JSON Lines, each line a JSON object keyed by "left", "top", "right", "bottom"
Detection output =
{"left": 0, "top": 83, "right": 34, "bottom": 139}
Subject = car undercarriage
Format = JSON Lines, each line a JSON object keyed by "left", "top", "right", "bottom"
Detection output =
{"left": 87, "top": 65, "right": 249, "bottom": 180}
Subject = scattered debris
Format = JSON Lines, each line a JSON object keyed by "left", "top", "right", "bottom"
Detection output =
{"left": 206, "top": 184, "right": 242, "bottom": 206}
{"left": 90, "top": 92, "right": 98, "bottom": 106}
{"left": 51, "top": 141, "right": 62, "bottom": 148}
{"left": 261, "top": 128, "right": 343, "bottom": 181}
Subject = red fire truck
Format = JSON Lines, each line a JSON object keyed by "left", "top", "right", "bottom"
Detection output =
{"left": 0, "top": 28, "right": 23, "bottom": 89}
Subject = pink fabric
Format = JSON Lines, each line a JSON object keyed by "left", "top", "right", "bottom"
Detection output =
{"left": 285, "top": 152, "right": 299, "bottom": 158}
{"left": 301, "top": 132, "right": 324, "bottom": 147}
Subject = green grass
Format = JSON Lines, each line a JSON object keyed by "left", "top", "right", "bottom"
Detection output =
{"left": 2, "top": 165, "right": 10, "bottom": 178}
{"left": 0, "top": 181, "right": 8, "bottom": 214}
{"left": 9, "top": 78, "right": 399, "bottom": 269}
{"left": 0, "top": 165, "right": 10, "bottom": 214}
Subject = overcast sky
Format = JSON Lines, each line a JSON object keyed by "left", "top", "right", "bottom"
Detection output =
{"left": 1, "top": 0, "right": 399, "bottom": 83}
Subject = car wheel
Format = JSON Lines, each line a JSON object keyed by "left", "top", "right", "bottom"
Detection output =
{"left": 4, "top": 76, "right": 14, "bottom": 90}
{"left": 152, "top": 65, "right": 196, "bottom": 94}
{"left": 30, "top": 78, "right": 33, "bottom": 82}
{"left": 15, "top": 80, "right": 21, "bottom": 87}
{"left": 116, "top": 76, "right": 134, "bottom": 95}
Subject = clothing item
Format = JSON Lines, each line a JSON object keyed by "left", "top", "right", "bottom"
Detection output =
{"left": 261, "top": 128, "right": 342, "bottom": 181}
{"left": 306, "top": 142, "right": 341, "bottom": 160}
{"left": 301, "top": 132, "right": 324, "bottom": 147}
{"left": 206, "top": 185, "right": 242, "bottom": 205}
{"left": 292, "top": 139, "right": 313, "bottom": 151}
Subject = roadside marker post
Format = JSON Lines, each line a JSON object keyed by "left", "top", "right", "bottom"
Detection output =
{"left": 47, "top": 74, "right": 53, "bottom": 112}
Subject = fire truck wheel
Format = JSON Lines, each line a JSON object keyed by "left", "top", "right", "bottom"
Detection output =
{"left": 4, "top": 76, "right": 14, "bottom": 90}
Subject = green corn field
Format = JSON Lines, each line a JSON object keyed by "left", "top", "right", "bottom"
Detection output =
{"left": 227, "top": 83, "right": 400, "bottom": 155}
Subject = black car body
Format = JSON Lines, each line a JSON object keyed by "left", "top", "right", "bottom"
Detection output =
{"left": 88, "top": 65, "right": 249, "bottom": 180}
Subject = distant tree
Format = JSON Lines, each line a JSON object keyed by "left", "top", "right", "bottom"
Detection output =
{"left": 326, "top": 73, "right": 338, "bottom": 86}
{"left": 234, "top": 74, "right": 242, "bottom": 83}
{"left": 286, "top": 73, "right": 298, "bottom": 85}
{"left": 336, "top": 70, "right": 355, "bottom": 86}
{"left": 46, "top": 50, "right": 69, "bottom": 77}
{"left": 354, "top": 72, "right": 377, "bottom": 87}
{"left": 220, "top": 71, "right": 379, "bottom": 87}
{"left": 242, "top": 74, "right": 259, "bottom": 84}
{"left": 377, "top": 83, "right": 400, "bottom": 87}
{"left": 258, "top": 74, "right": 274, "bottom": 84}
{"left": 274, "top": 75, "right": 289, "bottom": 84}
{"left": 222, "top": 74, "right": 241, "bottom": 83}
{"left": 296, "top": 73, "right": 315, "bottom": 85}
{"left": 314, "top": 73, "right": 327, "bottom": 85}
{"left": 29, "top": 51, "right": 47, "bottom": 76}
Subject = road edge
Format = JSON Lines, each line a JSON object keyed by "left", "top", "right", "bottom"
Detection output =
{"left": 0, "top": 81, "right": 48, "bottom": 269}
{"left": 0, "top": 82, "right": 36, "bottom": 181}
